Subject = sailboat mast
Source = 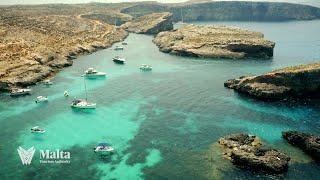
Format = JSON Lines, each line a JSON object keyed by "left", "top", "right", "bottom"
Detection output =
{"left": 83, "top": 76, "right": 88, "bottom": 101}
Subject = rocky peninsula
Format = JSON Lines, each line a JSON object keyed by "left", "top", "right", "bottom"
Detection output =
{"left": 224, "top": 62, "right": 320, "bottom": 100}
{"left": 121, "top": 12, "right": 173, "bottom": 34}
{"left": 282, "top": 131, "right": 320, "bottom": 161}
{"left": 153, "top": 24, "right": 275, "bottom": 59}
{"left": 219, "top": 133, "right": 290, "bottom": 173}
{"left": 0, "top": 15, "right": 128, "bottom": 91}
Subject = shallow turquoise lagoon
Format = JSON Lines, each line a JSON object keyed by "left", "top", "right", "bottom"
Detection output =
{"left": 0, "top": 20, "right": 320, "bottom": 179}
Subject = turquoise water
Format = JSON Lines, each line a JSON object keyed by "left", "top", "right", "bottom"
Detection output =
{"left": 1, "top": 20, "right": 320, "bottom": 179}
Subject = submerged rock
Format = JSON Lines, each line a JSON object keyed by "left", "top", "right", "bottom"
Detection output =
{"left": 282, "top": 131, "right": 320, "bottom": 161}
{"left": 219, "top": 133, "right": 290, "bottom": 174}
{"left": 153, "top": 24, "right": 275, "bottom": 59}
{"left": 224, "top": 62, "right": 320, "bottom": 100}
{"left": 121, "top": 12, "right": 173, "bottom": 34}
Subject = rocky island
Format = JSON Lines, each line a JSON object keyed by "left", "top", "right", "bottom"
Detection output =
{"left": 219, "top": 133, "right": 290, "bottom": 173}
{"left": 224, "top": 62, "right": 320, "bottom": 100}
{"left": 121, "top": 12, "right": 173, "bottom": 34}
{"left": 282, "top": 131, "right": 320, "bottom": 161}
{"left": 153, "top": 24, "right": 275, "bottom": 59}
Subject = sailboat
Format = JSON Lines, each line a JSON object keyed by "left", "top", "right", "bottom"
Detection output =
{"left": 71, "top": 77, "right": 96, "bottom": 109}
{"left": 177, "top": 8, "right": 186, "bottom": 25}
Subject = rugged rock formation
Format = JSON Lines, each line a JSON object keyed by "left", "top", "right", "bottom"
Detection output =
{"left": 153, "top": 24, "right": 275, "bottom": 59}
{"left": 282, "top": 131, "right": 320, "bottom": 161}
{"left": 219, "top": 133, "right": 290, "bottom": 174}
{"left": 121, "top": 12, "right": 173, "bottom": 34}
{"left": 0, "top": 15, "right": 128, "bottom": 91}
{"left": 121, "top": 1, "right": 320, "bottom": 21}
{"left": 81, "top": 12, "right": 133, "bottom": 26}
{"left": 224, "top": 63, "right": 320, "bottom": 100}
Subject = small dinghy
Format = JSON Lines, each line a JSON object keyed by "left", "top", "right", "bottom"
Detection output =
{"left": 94, "top": 143, "right": 114, "bottom": 154}
{"left": 122, "top": 42, "right": 128, "bottom": 45}
{"left": 10, "top": 88, "right": 32, "bottom": 96}
{"left": 139, "top": 64, "right": 152, "bottom": 71}
{"left": 31, "top": 126, "right": 46, "bottom": 134}
{"left": 81, "top": 68, "right": 106, "bottom": 77}
{"left": 35, "top": 96, "right": 48, "bottom": 103}
{"left": 43, "top": 80, "right": 53, "bottom": 86}
{"left": 64, "top": 91, "right": 69, "bottom": 97}
{"left": 112, "top": 56, "right": 126, "bottom": 64}
{"left": 114, "top": 46, "right": 124, "bottom": 51}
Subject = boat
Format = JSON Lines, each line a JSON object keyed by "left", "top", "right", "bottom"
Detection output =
{"left": 112, "top": 56, "right": 126, "bottom": 64}
{"left": 122, "top": 42, "right": 128, "bottom": 45}
{"left": 31, "top": 126, "right": 46, "bottom": 134}
{"left": 43, "top": 80, "right": 53, "bottom": 86}
{"left": 10, "top": 88, "right": 32, "bottom": 96}
{"left": 81, "top": 68, "right": 106, "bottom": 77}
{"left": 64, "top": 91, "right": 69, "bottom": 97}
{"left": 94, "top": 143, "right": 114, "bottom": 154}
{"left": 139, "top": 64, "right": 152, "bottom": 71}
{"left": 35, "top": 96, "right": 48, "bottom": 103}
{"left": 114, "top": 46, "right": 124, "bottom": 51}
{"left": 71, "top": 77, "right": 96, "bottom": 109}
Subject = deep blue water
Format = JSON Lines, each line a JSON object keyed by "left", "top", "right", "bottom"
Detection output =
{"left": 0, "top": 20, "right": 320, "bottom": 179}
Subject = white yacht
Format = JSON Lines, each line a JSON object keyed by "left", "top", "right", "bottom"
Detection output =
{"left": 82, "top": 68, "right": 106, "bottom": 77}
{"left": 35, "top": 96, "right": 48, "bottom": 103}
{"left": 71, "top": 77, "right": 96, "bottom": 109}
{"left": 94, "top": 143, "right": 114, "bottom": 154}
{"left": 10, "top": 88, "right": 32, "bottom": 96}
{"left": 139, "top": 64, "right": 152, "bottom": 71}
{"left": 114, "top": 46, "right": 124, "bottom": 51}
{"left": 112, "top": 56, "right": 126, "bottom": 64}
{"left": 31, "top": 126, "right": 46, "bottom": 134}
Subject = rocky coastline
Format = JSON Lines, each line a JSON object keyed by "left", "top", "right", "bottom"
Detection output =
{"left": 282, "top": 131, "right": 320, "bottom": 161}
{"left": 224, "top": 63, "right": 320, "bottom": 100}
{"left": 153, "top": 24, "right": 275, "bottom": 59}
{"left": 218, "top": 133, "right": 290, "bottom": 174}
{"left": 121, "top": 12, "right": 173, "bottom": 34}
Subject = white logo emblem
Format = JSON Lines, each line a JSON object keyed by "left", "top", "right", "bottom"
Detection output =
{"left": 17, "top": 146, "right": 36, "bottom": 165}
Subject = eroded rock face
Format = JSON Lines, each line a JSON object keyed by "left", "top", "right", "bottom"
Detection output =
{"left": 0, "top": 15, "right": 128, "bottom": 91}
{"left": 219, "top": 133, "right": 290, "bottom": 174}
{"left": 282, "top": 131, "right": 320, "bottom": 161}
{"left": 224, "top": 63, "right": 320, "bottom": 100}
{"left": 121, "top": 12, "right": 173, "bottom": 34}
{"left": 153, "top": 24, "right": 275, "bottom": 59}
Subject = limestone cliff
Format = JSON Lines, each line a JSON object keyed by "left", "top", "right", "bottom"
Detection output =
{"left": 153, "top": 24, "right": 275, "bottom": 59}
{"left": 121, "top": 12, "right": 173, "bottom": 34}
{"left": 224, "top": 63, "right": 320, "bottom": 100}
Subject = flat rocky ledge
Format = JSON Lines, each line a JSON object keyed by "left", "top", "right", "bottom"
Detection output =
{"left": 224, "top": 62, "right": 320, "bottom": 100}
{"left": 153, "top": 24, "right": 275, "bottom": 59}
{"left": 219, "top": 133, "right": 290, "bottom": 174}
{"left": 121, "top": 12, "right": 173, "bottom": 34}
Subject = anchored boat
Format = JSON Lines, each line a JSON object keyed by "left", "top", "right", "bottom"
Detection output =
{"left": 10, "top": 88, "right": 32, "bottom": 96}
{"left": 71, "top": 77, "right": 96, "bottom": 109}
{"left": 139, "top": 64, "right": 152, "bottom": 71}
{"left": 82, "top": 68, "right": 106, "bottom": 77}
{"left": 114, "top": 46, "right": 124, "bottom": 51}
{"left": 31, "top": 126, "right": 46, "bottom": 134}
{"left": 113, "top": 56, "right": 126, "bottom": 64}
{"left": 43, "top": 80, "right": 53, "bottom": 86}
{"left": 35, "top": 96, "right": 48, "bottom": 103}
{"left": 94, "top": 143, "right": 114, "bottom": 154}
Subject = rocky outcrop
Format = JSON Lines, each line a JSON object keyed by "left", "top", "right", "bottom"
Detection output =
{"left": 282, "top": 131, "right": 320, "bottom": 161}
{"left": 153, "top": 24, "right": 275, "bottom": 59}
{"left": 121, "top": 1, "right": 320, "bottom": 21}
{"left": 219, "top": 133, "right": 290, "bottom": 174}
{"left": 224, "top": 63, "right": 320, "bottom": 100}
{"left": 0, "top": 15, "right": 128, "bottom": 91}
{"left": 121, "top": 12, "right": 173, "bottom": 34}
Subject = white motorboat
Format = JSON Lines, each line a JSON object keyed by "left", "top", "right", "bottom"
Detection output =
{"left": 71, "top": 77, "right": 96, "bottom": 109}
{"left": 82, "top": 68, "right": 106, "bottom": 77}
{"left": 31, "top": 126, "right": 46, "bottom": 134}
{"left": 35, "top": 96, "right": 48, "bottom": 103}
{"left": 114, "top": 46, "right": 124, "bottom": 51}
{"left": 43, "top": 80, "right": 53, "bottom": 86}
{"left": 71, "top": 99, "right": 96, "bottom": 109}
{"left": 64, "top": 91, "right": 69, "bottom": 97}
{"left": 112, "top": 56, "right": 126, "bottom": 64}
{"left": 10, "top": 88, "right": 32, "bottom": 96}
{"left": 94, "top": 143, "right": 114, "bottom": 154}
{"left": 139, "top": 64, "right": 152, "bottom": 71}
